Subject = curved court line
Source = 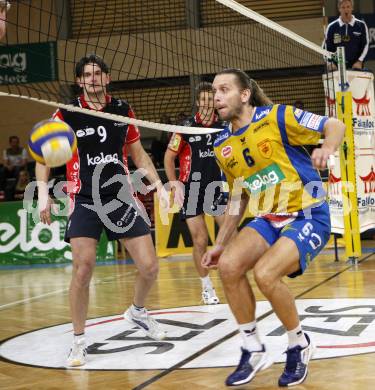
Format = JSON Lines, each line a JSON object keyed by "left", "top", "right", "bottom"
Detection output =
{"left": 132, "top": 252, "right": 375, "bottom": 389}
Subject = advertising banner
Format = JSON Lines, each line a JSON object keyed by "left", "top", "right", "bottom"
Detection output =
{"left": 154, "top": 195, "right": 253, "bottom": 258}
{"left": 0, "top": 199, "right": 115, "bottom": 266}
{"left": 0, "top": 42, "right": 58, "bottom": 85}
{"left": 323, "top": 70, "right": 375, "bottom": 234}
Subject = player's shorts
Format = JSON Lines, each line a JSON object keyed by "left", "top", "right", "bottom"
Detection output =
{"left": 246, "top": 201, "right": 331, "bottom": 278}
{"left": 180, "top": 181, "right": 228, "bottom": 220}
{"left": 65, "top": 194, "right": 150, "bottom": 243}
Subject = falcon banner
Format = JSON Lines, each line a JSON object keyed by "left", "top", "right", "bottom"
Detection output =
{"left": 323, "top": 70, "right": 375, "bottom": 234}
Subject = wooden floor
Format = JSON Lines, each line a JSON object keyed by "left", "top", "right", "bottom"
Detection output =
{"left": 1, "top": 242, "right": 375, "bottom": 389}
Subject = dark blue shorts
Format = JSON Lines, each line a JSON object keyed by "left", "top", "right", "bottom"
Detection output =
{"left": 246, "top": 202, "right": 331, "bottom": 278}
{"left": 180, "top": 181, "right": 228, "bottom": 220}
{"left": 65, "top": 194, "right": 150, "bottom": 243}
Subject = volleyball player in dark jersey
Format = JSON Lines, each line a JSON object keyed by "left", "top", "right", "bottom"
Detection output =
{"left": 164, "top": 82, "right": 228, "bottom": 304}
{"left": 36, "top": 54, "right": 169, "bottom": 367}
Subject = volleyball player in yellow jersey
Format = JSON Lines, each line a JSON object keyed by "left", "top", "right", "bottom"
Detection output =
{"left": 202, "top": 69, "right": 345, "bottom": 387}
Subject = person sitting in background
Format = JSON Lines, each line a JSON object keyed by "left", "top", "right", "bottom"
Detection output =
{"left": 2, "top": 136, "right": 28, "bottom": 179}
{"left": 13, "top": 170, "right": 30, "bottom": 200}
{"left": 323, "top": 0, "right": 369, "bottom": 71}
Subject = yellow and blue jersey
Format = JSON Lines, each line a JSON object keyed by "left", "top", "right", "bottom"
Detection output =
{"left": 214, "top": 104, "right": 328, "bottom": 215}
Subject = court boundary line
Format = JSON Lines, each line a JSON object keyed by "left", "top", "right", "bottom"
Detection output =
{"left": 132, "top": 251, "right": 375, "bottom": 389}
{"left": 0, "top": 270, "right": 135, "bottom": 311}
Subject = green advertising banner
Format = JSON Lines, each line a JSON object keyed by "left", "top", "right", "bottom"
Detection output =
{"left": 0, "top": 41, "right": 58, "bottom": 85}
{"left": 0, "top": 199, "right": 115, "bottom": 266}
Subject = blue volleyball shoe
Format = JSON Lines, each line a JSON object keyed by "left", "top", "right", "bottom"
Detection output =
{"left": 225, "top": 345, "right": 272, "bottom": 386}
{"left": 278, "top": 333, "right": 315, "bottom": 387}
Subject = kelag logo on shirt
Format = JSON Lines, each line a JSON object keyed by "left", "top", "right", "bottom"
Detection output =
{"left": 244, "top": 163, "right": 285, "bottom": 194}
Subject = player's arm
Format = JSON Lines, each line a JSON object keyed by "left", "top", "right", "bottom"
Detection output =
{"left": 164, "top": 133, "right": 185, "bottom": 206}
{"left": 164, "top": 145, "right": 184, "bottom": 206}
{"left": 35, "top": 162, "right": 52, "bottom": 224}
{"left": 352, "top": 22, "right": 370, "bottom": 70}
{"left": 202, "top": 190, "right": 249, "bottom": 268}
{"left": 127, "top": 139, "right": 163, "bottom": 191}
{"left": 216, "top": 190, "right": 248, "bottom": 247}
{"left": 127, "top": 139, "right": 170, "bottom": 209}
{"left": 164, "top": 147, "right": 178, "bottom": 183}
{"left": 164, "top": 133, "right": 182, "bottom": 184}
{"left": 311, "top": 117, "right": 345, "bottom": 169}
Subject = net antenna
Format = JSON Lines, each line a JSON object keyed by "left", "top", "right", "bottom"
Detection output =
{"left": 0, "top": 0, "right": 335, "bottom": 134}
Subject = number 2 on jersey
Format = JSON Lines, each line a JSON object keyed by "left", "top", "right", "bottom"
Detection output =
{"left": 242, "top": 148, "right": 255, "bottom": 167}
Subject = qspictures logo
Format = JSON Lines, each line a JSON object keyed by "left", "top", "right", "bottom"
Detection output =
{"left": 2, "top": 299, "right": 375, "bottom": 370}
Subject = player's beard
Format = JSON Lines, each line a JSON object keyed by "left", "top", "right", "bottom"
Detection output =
{"left": 219, "top": 103, "right": 243, "bottom": 122}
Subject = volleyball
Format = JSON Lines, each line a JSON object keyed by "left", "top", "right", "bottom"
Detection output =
{"left": 28, "top": 119, "right": 77, "bottom": 168}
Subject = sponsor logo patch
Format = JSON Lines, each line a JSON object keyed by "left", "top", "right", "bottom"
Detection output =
{"left": 254, "top": 108, "right": 271, "bottom": 122}
{"left": 300, "top": 112, "right": 324, "bottom": 131}
{"left": 221, "top": 145, "right": 232, "bottom": 158}
{"left": 293, "top": 108, "right": 303, "bottom": 119}
{"left": 189, "top": 136, "right": 202, "bottom": 143}
{"left": 169, "top": 134, "right": 181, "bottom": 152}
{"left": 199, "top": 149, "right": 215, "bottom": 158}
{"left": 333, "top": 33, "right": 341, "bottom": 44}
{"left": 87, "top": 152, "right": 119, "bottom": 166}
{"left": 244, "top": 163, "right": 285, "bottom": 193}
{"left": 214, "top": 131, "right": 230, "bottom": 146}
{"left": 226, "top": 157, "right": 238, "bottom": 169}
{"left": 253, "top": 121, "right": 269, "bottom": 133}
{"left": 257, "top": 139, "right": 273, "bottom": 159}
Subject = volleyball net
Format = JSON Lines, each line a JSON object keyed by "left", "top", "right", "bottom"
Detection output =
{"left": 0, "top": 0, "right": 333, "bottom": 134}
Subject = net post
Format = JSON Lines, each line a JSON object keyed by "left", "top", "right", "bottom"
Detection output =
{"left": 335, "top": 47, "right": 361, "bottom": 264}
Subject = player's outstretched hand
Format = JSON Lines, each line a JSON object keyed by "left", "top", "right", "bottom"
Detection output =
{"left": 39, "top": 194, "right": 53, "bottom": 225}
{"left": 311, "top": 148, "right": 335, "bottom": 170}
{"left": 202, "top": 244, "right": 224, "bottom": 269}
{"left": 171, "top": 181, "right": 185, "bottom": 208}
{"left": 157, "top": 185, "right": 171, "bottom": 212}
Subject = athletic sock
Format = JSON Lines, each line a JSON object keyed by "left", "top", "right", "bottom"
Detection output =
{"left": 200, "top": 276, "right": 213, "bottom": 290}
{"left": 287, "top": 324, "right": 308, "bottom": 349}
{"left": 239, "top": 321, "right": 263, "bottom": 352}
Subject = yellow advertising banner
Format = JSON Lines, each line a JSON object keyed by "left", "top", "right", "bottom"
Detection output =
{"left": 154, "top": 194, "right": 253, "bottom": 258}
{"left": 154, "top": 194, "right": 217, "bottom": 257}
